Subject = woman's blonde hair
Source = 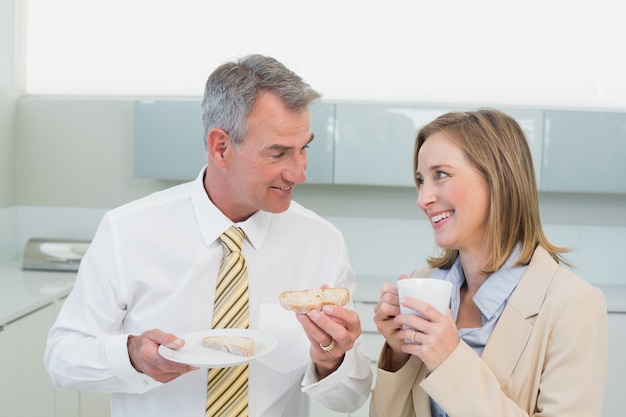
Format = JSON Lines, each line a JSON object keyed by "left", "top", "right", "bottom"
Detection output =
{"left": 414, "top": 108, "right": 570, "bottom": 273}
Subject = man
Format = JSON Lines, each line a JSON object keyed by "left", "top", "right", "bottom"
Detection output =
{"left": 44, "top": 54, "right": 372, "bottom": 416}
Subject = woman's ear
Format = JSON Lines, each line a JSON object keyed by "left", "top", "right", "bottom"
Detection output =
{"left": 206, "top": 128, "right": 230, "bottom": 165}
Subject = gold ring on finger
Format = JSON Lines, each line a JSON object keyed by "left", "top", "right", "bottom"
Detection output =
{"left": 320, "top": 339, "right": 335, "bottom": 351}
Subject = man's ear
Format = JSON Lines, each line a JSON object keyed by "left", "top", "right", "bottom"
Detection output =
{"left": 206, "top": 128, "right": 230, "bottom": 165}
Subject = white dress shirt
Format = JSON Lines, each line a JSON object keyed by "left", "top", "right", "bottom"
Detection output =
{"left": 44, "top": 168, "right": 373, "bottom": 417}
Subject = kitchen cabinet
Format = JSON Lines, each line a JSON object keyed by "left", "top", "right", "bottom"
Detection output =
{"left": 0, "top": 321, "right": 20, "bottom": 417}
{"left": 0, "top": 262, "right": 112, "bottom": 417}
{"left": 334, "top": 104, "right": 450, "bottom": 187}
{"left": 333, "top": 105, "right": 544, "bottom": 187}
{"left": 134, "top": 100, "right": 206, "bottom": 180}
{"left": 0, "top": 301, "right": 109, "bottom": 417}
{"left": 19, "top": 304, "right": 56, "bottom": 417}
{"left": 541, "top": 110, "right": 626, "bottom": 193}
{"left": 134, "top": 100, "right": 626, "bottom": 195}
{"left": 133, "top": 100, "right": 336, "bottom": 184}
{"left": 506, "top": 108, "right": 544, "bottom": 187}
{"left": 605, "top": 312, "right": 626, "bottom": 417}
{"left": 0, "top": 303, "right": 56, "bottom": 417}
{"left": 306, "top": 103, "right": 335, "bottom": 184}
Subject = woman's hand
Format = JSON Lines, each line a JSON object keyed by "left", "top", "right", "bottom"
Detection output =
{"left": 373, "top": 279, "right": 412, "bottom": 370}
{"left": 394, "top": 297, "right": 459, "bottom": 372}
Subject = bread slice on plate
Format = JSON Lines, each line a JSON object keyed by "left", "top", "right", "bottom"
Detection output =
{"left": 278, "top": 287, "right": 350, "bottom": 314}
{"left": 202, "top": 335, "right": 256, "bottom": 357}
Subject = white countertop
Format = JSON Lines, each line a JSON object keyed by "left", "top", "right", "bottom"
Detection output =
{"left": 353, "top": 274, "right": 626, "bottom": 313}
{"left": 0, "top": 260, "right": 76, "bottom": 325}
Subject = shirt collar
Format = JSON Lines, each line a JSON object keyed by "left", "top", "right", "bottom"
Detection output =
{"left": 190, "top": 166, "right": 272, "bottom": 250}
{"left": 474, "top": 245, "right": 525, "bottom": 320}
{"left": 435, "top": 245, "right": 525, "bottom": 321}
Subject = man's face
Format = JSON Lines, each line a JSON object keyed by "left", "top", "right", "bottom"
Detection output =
{"left": 222, "top": 92, "right": 313, "bottom": 222}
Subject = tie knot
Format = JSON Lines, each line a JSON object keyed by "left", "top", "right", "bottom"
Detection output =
{"left": 220, "top": 226, "right": 245, "bottom": 253}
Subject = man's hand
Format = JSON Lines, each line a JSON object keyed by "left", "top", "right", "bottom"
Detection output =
{"left": 127, "top": 329, "right": 198, "bottom": 383}
{"left": 296, "top": 304, "right": 362, "bottom": 379}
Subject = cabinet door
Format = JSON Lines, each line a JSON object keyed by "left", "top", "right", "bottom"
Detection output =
{"left": 605, "top": 313, "right": 626, "bottom": 417}
{"left": 334, "top": 104, "right": 451, "bottom": 186}
{"left": 18, "top": 304, "right": 56, "bottom": 417}
{"left": 0, "top": 322, "right": 21, "bottom": 417}
{"left": 134, "top": 100, "right": 206, "bottom": 180}
{"left": 542, "top": 110, "right": 626, "bottom": 193}
{"left": 307, "top": 103, "right": 335, "bottom": 184}
{"left": 504, "top": 109, "right": 544, "bottom": 187}
{"left": 333, "top": 105, "right": 543, "bottom": 188}
{"left": 134, "top": 100, "right": 336, "bottom": 184}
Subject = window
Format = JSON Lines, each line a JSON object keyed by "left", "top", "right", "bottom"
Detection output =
{"left": 22, "top": 0, "right": 625, "bottom": 107}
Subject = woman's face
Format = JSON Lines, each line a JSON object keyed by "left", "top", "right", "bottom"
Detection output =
{"left": 415, "top": 132, "right": 491, "bottom": 255}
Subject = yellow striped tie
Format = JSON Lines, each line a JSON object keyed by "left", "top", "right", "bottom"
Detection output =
{"left": 206, "top": 226, "right": 249, "bottom": 417}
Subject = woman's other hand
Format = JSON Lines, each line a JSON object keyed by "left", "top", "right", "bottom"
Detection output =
{"left": 394, "top": 297, "right": 459, "bottom": 372}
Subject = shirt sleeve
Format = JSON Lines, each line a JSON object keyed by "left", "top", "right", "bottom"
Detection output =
{"left": 369, "top": 348, "right": 425, "bottom": 417}
{"left": 301, "top": 337, "right": 373, "bottom": 412}
{"left": 44, "top": 214, "right": 161, "bottom": 394}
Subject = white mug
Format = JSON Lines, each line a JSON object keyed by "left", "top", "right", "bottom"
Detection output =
{"left": 397, "top": 278, "right": 453, "bottom": 317}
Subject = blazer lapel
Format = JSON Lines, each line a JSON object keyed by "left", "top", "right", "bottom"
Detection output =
{"left": 480, "top": 246, "right": 559, "bottom": 384}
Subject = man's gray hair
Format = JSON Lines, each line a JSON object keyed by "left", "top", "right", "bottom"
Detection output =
{"left": 201, "top": 54, "right": 321, "bottom": 146}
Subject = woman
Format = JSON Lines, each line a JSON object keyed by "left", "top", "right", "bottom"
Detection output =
{"left": 370, "top": 109, "right": 608, "bottom": 417}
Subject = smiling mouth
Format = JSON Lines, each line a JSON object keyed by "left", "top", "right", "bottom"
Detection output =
{"left": 272, "top": 186, "right": 293, "bottom": 191}
{"left": 431, "top": 211, "right": 453, "bottom": 224}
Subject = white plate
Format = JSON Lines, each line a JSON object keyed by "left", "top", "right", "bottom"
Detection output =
{"left": 158, "top": 329, "right": 277, "bottom": 368}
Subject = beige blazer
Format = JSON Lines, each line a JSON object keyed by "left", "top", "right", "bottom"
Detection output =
{"left": 370, "top": 246, "right": 608, "bottom": 417}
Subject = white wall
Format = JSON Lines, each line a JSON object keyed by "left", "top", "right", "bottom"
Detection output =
{"left": 0, "top": 0, "right": 17, "bottom": 207}
{"left": 23, "top": 0, "right": 626, "bottom": 109}
{"left": 4, "top": 1, "right": 626, "bottom": 278}
{"left": 10, "top": 203, "right": 626, "bottom": 286}
{"left": 0, "top": 0, "right": 18, "bottom": 261}
{"left": 330, "top": 217, "right": 626, "bottom": 286}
